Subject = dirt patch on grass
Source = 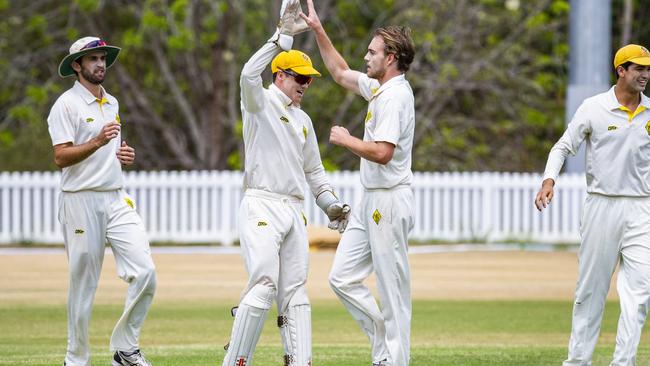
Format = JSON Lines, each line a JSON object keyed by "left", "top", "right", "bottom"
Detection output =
{"left": 0, "top": 249, "right": 618, "bottom": 305}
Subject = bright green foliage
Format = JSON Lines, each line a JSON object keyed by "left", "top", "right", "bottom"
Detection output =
{"left": 74, "top": 0, "right": 99, "bottom": 13}
{"left": 0, "top": 0, "right": 641, "bottom": 172}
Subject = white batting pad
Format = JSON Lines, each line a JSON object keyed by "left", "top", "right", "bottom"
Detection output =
{"left": 278, "top": 304, "right": 312, "bottom": 366}
{"left": 222, "top": 304, "right": 269, "bottom": 366}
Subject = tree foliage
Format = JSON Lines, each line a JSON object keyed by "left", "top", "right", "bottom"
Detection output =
{"left": 0, "top": 0, "right": 639, "bottom": 172}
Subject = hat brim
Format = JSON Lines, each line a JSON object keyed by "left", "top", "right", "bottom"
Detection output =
{"left": 291, "top": 65, "right": 321, "bottom": 77}
{"left": 58, "top": 46, "right": 121, "bottom": 78}
{"left": 629, "top": 56, "right": 650, "bottom": 66}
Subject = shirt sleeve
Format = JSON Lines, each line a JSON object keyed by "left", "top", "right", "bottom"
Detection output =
{"left": 302, "top": 115, "right": 333, "bottom": 198}
{"left": 357, "top": 73, "right": 381, "bottom": 101}
{"left": 47, "top": 97, "right": 76, "bottom": 146}
{"left": 542, "top": 102, "right": 592, "bottom": 182}
{"left": 240, "top": 42, "right": 281, "bottom": 113}
{"left": 371, "top": 95, "right": 402, "bottom": 145}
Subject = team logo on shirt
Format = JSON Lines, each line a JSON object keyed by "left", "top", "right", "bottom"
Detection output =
{"left": 365, "top": 111, "right": 372, "bottom": 123}
{"left": 124, "top": 197, "right": 135, "bottom": 209}
{"left": 372, "top": 209, "right": 382, "bottom": 225}
{"left": 607, "top": 125, "right": 618, "bottom": 131}
{"left": 85, "top": 117, "right": 94, "bottom": 123}
{"left": 645, "top": 121, "right": 650, "bottom": 135}
{"left": 74, "top": 229, "right": 85, "bottom": 234}
{"left": 257, "top": 221, "right": 267, "bottom": 226}
{"left": 280, "top": 116, "right": 289, "bottom": 124}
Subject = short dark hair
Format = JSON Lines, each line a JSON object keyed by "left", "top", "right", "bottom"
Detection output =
{"left": 374, "top": 26, "right": 415, "bottom": 72}
{"left": 72, "top": 56, "right": 83, "bottom": 77}
{"left": 615, "top": 61, "right": 633, "bottom": 80}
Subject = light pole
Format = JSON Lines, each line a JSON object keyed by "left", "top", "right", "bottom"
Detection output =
{"left": 565, "top": 0, "right": 612, "bottom": 172}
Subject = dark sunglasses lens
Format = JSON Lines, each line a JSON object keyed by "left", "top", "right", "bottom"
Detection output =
{"left": 295, "top": 75, "right": 312, "bottom": 84}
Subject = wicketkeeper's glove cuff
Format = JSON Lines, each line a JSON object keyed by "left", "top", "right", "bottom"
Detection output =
{"left": 268, "top": 29, "right": 294, "bottom": 51}
{"left": 316, "top": 190, "right": 338, "bottom": 213}
{"left": 316, "top": 190, "right": 351, "bottom": 233}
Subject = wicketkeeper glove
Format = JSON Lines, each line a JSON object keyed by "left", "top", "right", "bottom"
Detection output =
{"left": 268, "top": 0, "right": 303, "bottom": 51}
{"left": 280, "top": 0, "right": 310, "bottom": 35}
{"left": 316, "top": 191, "right": 351, "bottom": 233}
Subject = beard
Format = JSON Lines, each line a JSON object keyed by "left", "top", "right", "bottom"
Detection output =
{"left": 367, "top": 65, "right": 385, "bottom": 80}
{"left": 80, "top": 66, "right": 104, "bottom": 85}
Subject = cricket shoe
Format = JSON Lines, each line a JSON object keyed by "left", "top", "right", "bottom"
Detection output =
{"left": 372, "top": 359, "right": 389, "bottom": 366}
{"left": 112, "top": 349, "right": 152, "bottom": 366}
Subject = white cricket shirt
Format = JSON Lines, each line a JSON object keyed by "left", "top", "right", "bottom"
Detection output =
{"left": 543, "top": 86, "right": 650, "bottom": 196}
{"left": 47, "top": 81, "right": 123, "bottom": 192}
{"left": 357, "top": 73, "right": 415, "bottom": 189}
{"left": 240, "top": 42, "right": 332, "bottom": 200}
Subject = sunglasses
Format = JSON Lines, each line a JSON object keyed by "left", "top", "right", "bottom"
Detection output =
{"left": 81, "top": 39, "right": 107, "bottom": 50}
{"left": 281, "top": 69, "right": 313, "bottom": 85}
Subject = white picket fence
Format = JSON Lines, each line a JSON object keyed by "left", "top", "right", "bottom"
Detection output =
{"left": 0, "top": 171, "right": 587, "bottom": 245}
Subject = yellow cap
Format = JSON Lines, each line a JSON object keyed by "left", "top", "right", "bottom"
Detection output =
{"left": 271, "top": 50, "right": 321, "bottom": 76}
{"left": 614, "top": 44, "right": 650, "bottom": 69}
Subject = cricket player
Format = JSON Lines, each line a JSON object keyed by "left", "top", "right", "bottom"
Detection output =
{"left": 535, "top": 44, "right": 650, "bottom": 365}
{"left": 301, "top": 1, "right": 416, "bottom": 365}
{"left": 221, "top": 2, "right": 350, "bottom": 365}
{"left": 48, "top": 37, "right": 156, "bottom": 366}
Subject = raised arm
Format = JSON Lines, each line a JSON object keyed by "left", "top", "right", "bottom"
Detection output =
{"left": 241, "top": 0, "right": 304, "bottom": 112}
{"left": 240, "top": 42, "right": 280, "bottom": 113}
{"left": 300, "top": 0, "right": 363, "bottom": 94}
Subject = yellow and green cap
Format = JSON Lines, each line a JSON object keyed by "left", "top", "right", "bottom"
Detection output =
{"left": 271, "top": 50, "right": 321, "bottom": 76}
{"left": 614, "top": 44, "right": 650, "bottom": 69}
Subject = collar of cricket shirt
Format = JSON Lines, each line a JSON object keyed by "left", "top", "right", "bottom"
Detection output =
{"left": 269, "top": 83, "right": 296, "bottom": 108}
{"left": 73, "top": 80, "right": 115, "bottom": 106}
{"left": 370, "top": 73, "right": 406, "bottom": 101}
{"left": 607, "top": 85, "right": 650, "bottom": 111}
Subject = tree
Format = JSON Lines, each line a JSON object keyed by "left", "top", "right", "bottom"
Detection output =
{"left": 305, "top": 0, "right": 570, "bottom": 171}
{"left": 0, "top": 0, "right": 577, "bottom": 172}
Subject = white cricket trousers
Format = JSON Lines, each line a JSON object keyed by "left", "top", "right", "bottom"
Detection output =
{"left": 329, "top": 186, "right": 414, "bottom": 366}
{"left": 564, "top": 193, "right": 650, "bottom": 366}
{"left": 59, "top": 190, "right": 156, "bottom": 366}
{"left": 222, "top": 189, "right": 311, "bottom": 366}
{"left": 237, "top": 189, "right": 310, "bottom": 312}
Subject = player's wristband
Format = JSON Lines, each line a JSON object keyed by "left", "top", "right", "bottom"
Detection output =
{"left": 268, "top": 29, "right": 293, "bottom": 51}
{"left": 316, "top": 190, "right": 338, "bottom": 214}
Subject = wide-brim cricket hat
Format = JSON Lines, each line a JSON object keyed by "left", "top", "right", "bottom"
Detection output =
{"left": 58, "top": 36, "right": 121, "bottom": 78}
{"left": 614, "top": 44, "right": 650, "bottom": 69}
{"left": 271, "top": 50, "right": 321, "bottom": 76}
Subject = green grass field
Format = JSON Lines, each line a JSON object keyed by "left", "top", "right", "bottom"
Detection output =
{"left": 2, "top": 299, "right": 649, "bottom": 366}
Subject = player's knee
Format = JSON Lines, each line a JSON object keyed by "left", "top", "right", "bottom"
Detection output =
{"left": 280, "top": 286, "right": 309, "bottom": 312}
{"left": 242, "top": 282, "right": 276, "bottom": 309}
{"left": 141, "top": 266, "right": 157, "bottom": 294}
{"left": 132, "top": 264, "right": 156, "bottom": 294}
{"left": 328, "top": 271, "right": 347, "bottom": 292}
